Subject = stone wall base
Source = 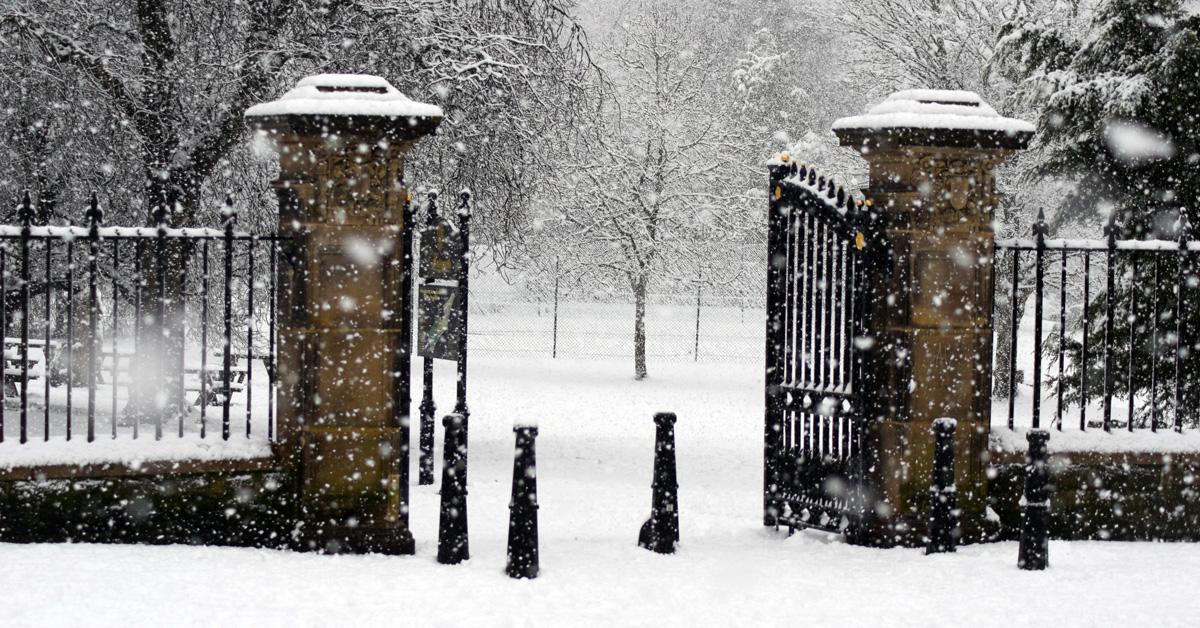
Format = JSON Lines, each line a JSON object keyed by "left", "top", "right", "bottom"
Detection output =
{"left": 0, "top": 470, "right": 295, "bottom": 548}
{"left": 989, "top": 451, "right": 1200, "bottom": 541}
{"left": 846, "top": 508, "right": 1002, "bottom": 548}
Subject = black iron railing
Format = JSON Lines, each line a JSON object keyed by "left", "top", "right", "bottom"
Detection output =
{"left": 0, "top": 192, "right": 282, "bottom": 447}
{"left": 994, "top": 210, "right": 1200, "bottom": 434}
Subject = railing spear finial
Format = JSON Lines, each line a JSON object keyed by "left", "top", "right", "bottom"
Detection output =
{"left": 18, "top": 190, "right": 33, "bottom": 226}
{"left": 221, "top": 194, "right": 237, "bottom": 230}
{"left": 458, "top": 188, "right": 472, "bottom": 219}
{"left": 1033, "top": 207, "right": 1048, "bottom": 240}
{"left": 86, "top": 192, "right": 103, "bottom": 230}
{"left": 427, "top": 190, "right": 440, "bottom": 224}
{"left": 153, "top": 189, "right": 169, "bottom": 230}
{"left": 1104, "top": 206, "right": 1119, "bottom": 243}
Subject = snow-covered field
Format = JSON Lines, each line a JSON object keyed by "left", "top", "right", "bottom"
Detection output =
{"left": 3, "top": 356, "right": 1198, "bottom": 627}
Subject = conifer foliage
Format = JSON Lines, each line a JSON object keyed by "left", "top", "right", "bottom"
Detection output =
{"left": 999, "top": 1, "right": 1200, "bottom": 426}
{"left": 999, "top": 0, "right": 1200, "bottom": 236}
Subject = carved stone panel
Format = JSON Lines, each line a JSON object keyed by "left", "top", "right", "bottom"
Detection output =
{"left": 302, "top": 426, "right": 398, "bottom": 500}
{"left": 910, "top": 236, "right": 991, "bottom": 328}
{"left": 311, "top": 329, "right": 397, "bottom": 428}
{"left": 910, "top": 331, "right": 975, "bottom": 423}
{"left": 315, "top": 249, "right": 375, "bottom": 329}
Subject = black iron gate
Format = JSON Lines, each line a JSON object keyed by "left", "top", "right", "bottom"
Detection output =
{"left": 764, "top": 158, "right": 879, "bottom": 534}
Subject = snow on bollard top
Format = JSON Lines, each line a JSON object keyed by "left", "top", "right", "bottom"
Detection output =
{"left": 932, "top": 417, "right": 957, "bottom": 432}
{"left": 833, "top": 89, "right": 1033, "bottom": 151}
{"left": 244, "top": 73, "right": 443, "bottom": 140}
{"left": 514, "top": 418, "right": 539, "bottom": 430}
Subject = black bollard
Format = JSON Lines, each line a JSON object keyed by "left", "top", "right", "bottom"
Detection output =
{"left": 638, "top": 412, "right": 679, "bottom": 554}
{"left": 437, "top": 413, "right": 469, "bottom": 564}
{"left": 1019, "top": 429, "right": 1051, "bottom": 570}
{"left": 506, "top": 424, "right": 540, "bottom": 579}
{"left": 926, "top": 417, "right": 958, "bottom": 554}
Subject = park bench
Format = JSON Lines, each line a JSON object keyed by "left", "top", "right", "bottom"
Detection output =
{"left": 184, "top": 352, "right": 250, "bottom": 408}
{"left": 98, "top": 349, "right": 137, "bottom": 386}
{"left": 1, "top": 338, "right": 48, "bottom": 398}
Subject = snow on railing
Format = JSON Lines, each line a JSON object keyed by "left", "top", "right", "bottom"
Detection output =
{"left": 0, "top": 225, "right": 268, "bottom": 240}
{"left": 996, "top": 237, "right": 1200, "bottom": 251}
{"left": 993, "top": 213, "right": 1200, "bottom": 441}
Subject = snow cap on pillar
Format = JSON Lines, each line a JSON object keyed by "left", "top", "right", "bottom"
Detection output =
{"left": 832, "top": 89, "right": 1033, "bottom": 152}
{"left": 244, "top": 73, "right": 444, "bottom": 140}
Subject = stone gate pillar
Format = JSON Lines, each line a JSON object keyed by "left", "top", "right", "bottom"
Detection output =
{"left": 834, "top": 90, "right": 1031, "bottom": 546}
{"left": 245, "top": 74, "right": 443, "bottom": 554}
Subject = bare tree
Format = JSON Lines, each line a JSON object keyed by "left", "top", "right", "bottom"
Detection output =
{"left": 547, "top": 1, "right": 756, "bottom": 379}
{"left": 0, "top": 0, "right": 601, "bottom": 416}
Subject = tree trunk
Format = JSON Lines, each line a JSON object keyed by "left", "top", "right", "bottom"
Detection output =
{"left": 992, "top": 248, "right": 1015, "bottom": 399}
{"left": 122, "top": 215, "right": 190, "bottom": 428}
{"left": 633, "top": 275, "right": 648, "bottom": 380}
{"left": 66, "top": 281, "right": 103, "bottom": 387}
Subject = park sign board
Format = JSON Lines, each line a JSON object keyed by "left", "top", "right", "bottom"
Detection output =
{"left": 417, "top": 283, "right": 462, "bottom": 361}
{"left": 419, "top": 218, "right": 462, "bottom": 282}
{"left": 417, "top": 215, "right": 464, "bottom": 360}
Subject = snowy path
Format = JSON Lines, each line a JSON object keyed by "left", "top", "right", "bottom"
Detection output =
{"left": 2, "top": 357, "right": 1198, "bottom": 626}
{"left": 4, "top": 536, "right": 1197, "bottom": 627}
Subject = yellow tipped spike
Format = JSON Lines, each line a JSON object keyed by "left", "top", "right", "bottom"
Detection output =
{"left": 779, "top": 152, "right": 791, "bottom": 163}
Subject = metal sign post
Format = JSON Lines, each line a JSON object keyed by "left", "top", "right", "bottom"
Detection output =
{"left": 416, "top": 191, "right": 471, "bottom": 485}
{"left": 454, "top": 191, "right": 471, "bottom": 438}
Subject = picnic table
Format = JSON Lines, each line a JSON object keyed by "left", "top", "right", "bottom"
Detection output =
{"left": 2, "top": 340, "right": 271, "bottom": 409}
{"left": 185, "top": 352, "right": 251, "bottom": 408}
{"left": 2, "top": 338, "right": 52, "bottom": 397}
{"left": 95, "top": 349, "right": 129, "bottom": 383}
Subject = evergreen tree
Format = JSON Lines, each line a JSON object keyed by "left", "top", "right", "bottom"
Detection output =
{"left": 999, "top": 0, "right": 1200, "bottom": 235}
{"left": 998, "top": 0, "right": 1200, "bottom": 426}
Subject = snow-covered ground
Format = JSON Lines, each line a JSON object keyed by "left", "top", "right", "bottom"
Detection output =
{"left": 2, "top": 356, "right": 1198, "bottom": 627}
{"left": 5, "top": 534, "right": 1198, "bottom": 627}
{"left": 0, "top": 357, "right": 274, "bottom": 469}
